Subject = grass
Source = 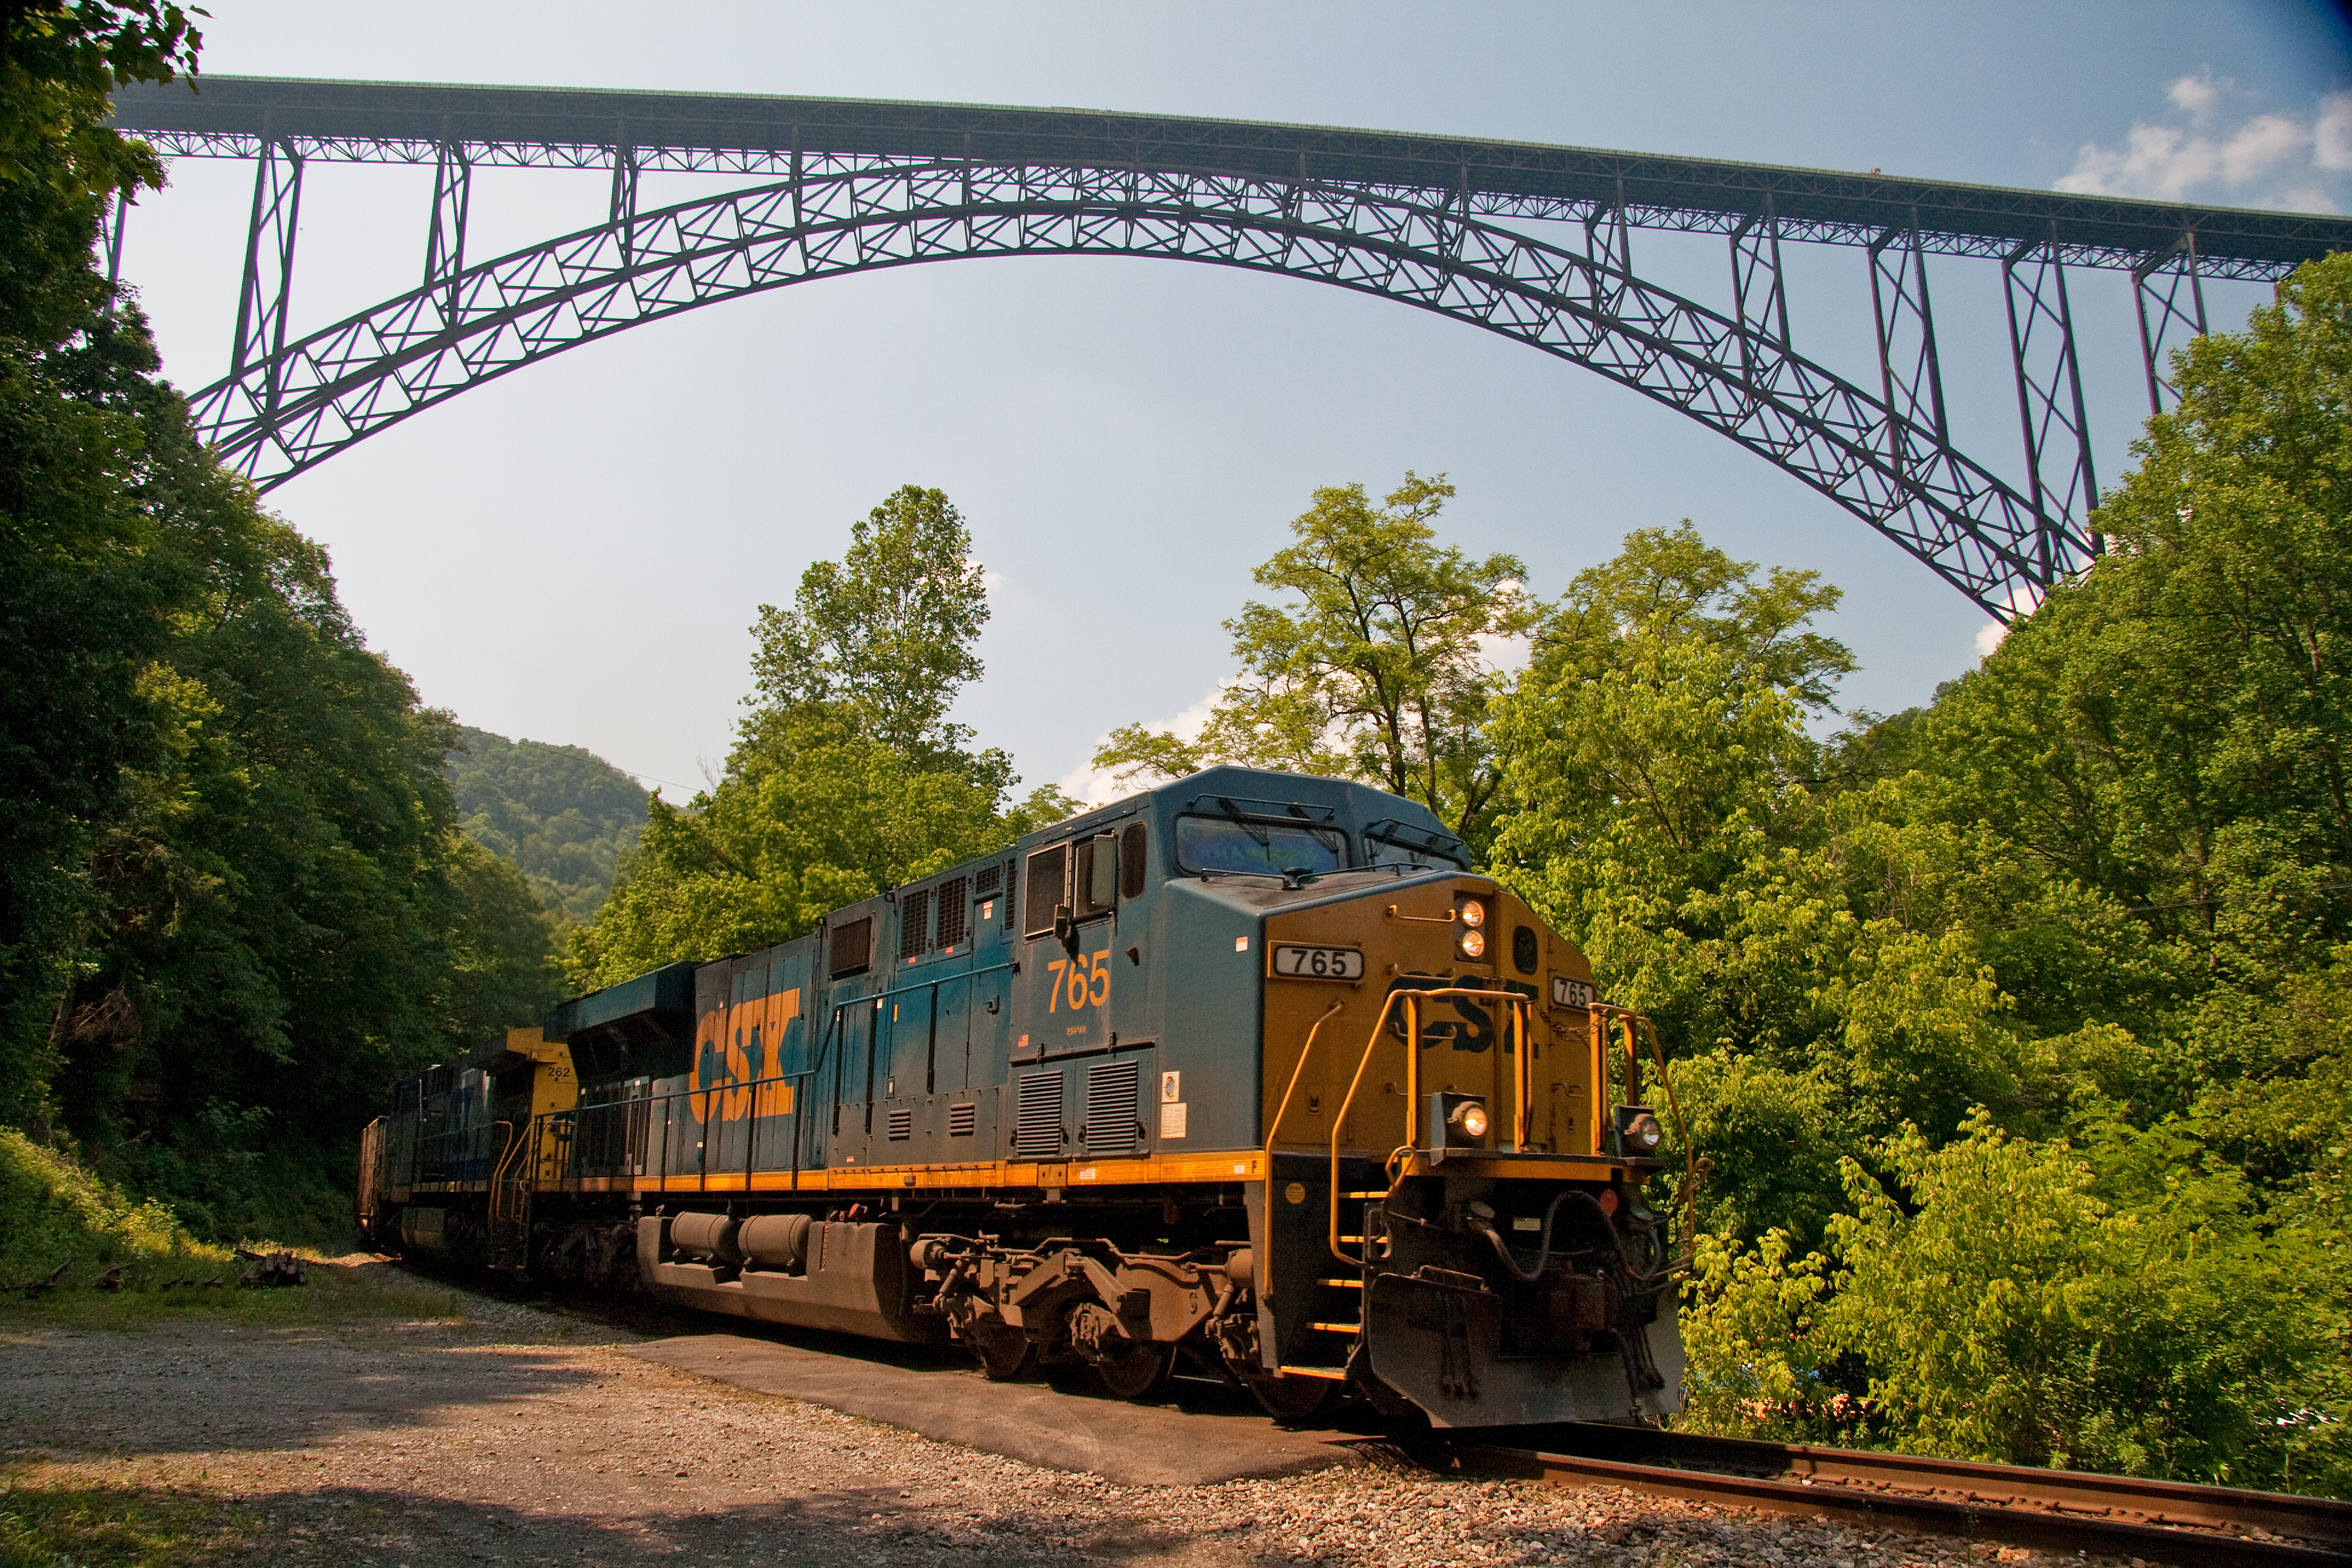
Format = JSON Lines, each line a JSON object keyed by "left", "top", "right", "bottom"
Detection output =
{"left": 0, "top": 1128, "right": 475, "bottom": 1332}
{"left": 0, "top": 1250, "right": 475, "bottom": 1333}
{"left": 0, "top": 1483, "right": 263, "bottom": 1568}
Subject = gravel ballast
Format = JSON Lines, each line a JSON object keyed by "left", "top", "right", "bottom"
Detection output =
{"left": 0, "top": 1264, "right": 2115, "bottom": 1567}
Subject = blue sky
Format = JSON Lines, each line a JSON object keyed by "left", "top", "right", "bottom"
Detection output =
{"left": 116, "top": 2, "right": 2352, "bottom": 800}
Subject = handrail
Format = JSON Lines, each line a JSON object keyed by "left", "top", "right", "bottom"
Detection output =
{"left": 1256, "top": 998, "right": 1346, "bottom": 1305}
{"left": 1385, "top": 903, "right": 1458, "bottom": 925}
{"left": 1327, "top": 983, "right": 1537, "bottom": 1267}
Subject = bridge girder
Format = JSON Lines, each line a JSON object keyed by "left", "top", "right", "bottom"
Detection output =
{"left": 106, "top": 76, "right": 2352, "bottom": 619}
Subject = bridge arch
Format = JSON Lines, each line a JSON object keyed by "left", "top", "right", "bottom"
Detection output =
{"left": 192, "top": 158, "right": 2051, "bottom": 619}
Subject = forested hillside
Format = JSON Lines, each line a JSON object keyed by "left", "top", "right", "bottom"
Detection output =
{"left": 0, "top": 6, "right": 562, "bottom": 1243}
{"left": 448, "top": 726, "right": 647, "bottom": 923}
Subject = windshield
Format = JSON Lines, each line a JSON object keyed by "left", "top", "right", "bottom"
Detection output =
{"left": 1175, "top": 815, "right": 1348, "bottom": 877}
{"left": 1366, "top": 831, "right": 1466, "bottom": 871}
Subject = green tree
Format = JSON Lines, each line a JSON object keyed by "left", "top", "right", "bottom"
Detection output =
{"left": 745, "top": 483, "right": 1002, "bottom": 783}
{"left": 0, "top": 3, "right": 200, "bottom": 1119}
{"left": 1093, "top": 473, "right": 1531, "bottom": 855}
{"left": 571, "top": 488, "right": 1070, "bottom": 989}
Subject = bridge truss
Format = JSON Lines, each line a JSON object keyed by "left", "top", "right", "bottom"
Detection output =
{"left": 106, "top": 77, "right": 2352, "bottom": 619}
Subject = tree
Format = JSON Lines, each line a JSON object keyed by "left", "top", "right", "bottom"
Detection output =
{"left": 570, "top": 487, "right": 1071, "bottom": 989}
{"left": 745, "top": 484, "right": 1001, "bottom": 783}
{"left": 0, "top": 3, "right": 200, "bottom": 1119}
{"left": 1093, "top": 472, "right": 1531, "bottom": 855}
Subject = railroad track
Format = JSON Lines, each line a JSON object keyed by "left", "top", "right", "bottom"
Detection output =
{"left": 1458, "top": 1423, "right": 2352, "bottom": 1567}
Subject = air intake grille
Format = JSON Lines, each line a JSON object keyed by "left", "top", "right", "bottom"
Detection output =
{"left": 1014, "top": 1070, "right": 1063, "bottom": 1158}
{"left": 976, "top": 864, "right": 1001, "bottom": 895}
{"left": 899, "top": 890, "right": 930, "bottom": 960}
{"left": 936, "top": 877, "right": 968, "bottom": 949}
{"left": 947, "top": 1102, "right": 977, "bottom": 1138}
{"left": 1086, "top": 1058, "right": 1142, "bottom": 1151}
{"left": 887, "top": 1106, "right": 913, "bottom": 1141}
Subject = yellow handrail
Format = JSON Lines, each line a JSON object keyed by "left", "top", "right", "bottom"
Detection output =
{"left": 1327, "top": 984, "right": 1535, "bottom": 1267}
{"left": 1256, "top": 998, "right": 1347, "bottom": 1312}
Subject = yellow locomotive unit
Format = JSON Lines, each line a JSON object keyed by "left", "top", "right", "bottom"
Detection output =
{"left": 359, "top": 766, "right": 1694, "bottom": 1429}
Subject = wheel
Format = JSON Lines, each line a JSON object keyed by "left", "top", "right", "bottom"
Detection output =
{"left": 1248, "top": 1371, "right": 1334, "bottom": 1423}
{"left": 1092, "top": 1345, "right": 1173, "bottom": 1401}
{"left": 968, "top": 1324, "right": 1035, "bottom": 1382}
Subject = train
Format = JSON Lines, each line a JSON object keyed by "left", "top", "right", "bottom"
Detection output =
{"left": 358, "top": 765, "right": 1694, "bottom": 1430}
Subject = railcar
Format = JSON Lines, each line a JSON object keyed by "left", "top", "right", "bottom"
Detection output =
{"left": 358, "top": 766, "right": 1694, "bottom": 1429}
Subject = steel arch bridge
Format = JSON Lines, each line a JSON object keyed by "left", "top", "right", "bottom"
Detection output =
{"left": 106, "top": 77, "right": 2352, "bottom": 620}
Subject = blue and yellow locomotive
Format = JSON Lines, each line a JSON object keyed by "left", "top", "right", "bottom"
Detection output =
{"left": 358, "top": 766, "right": 1693, "bottom": 1429}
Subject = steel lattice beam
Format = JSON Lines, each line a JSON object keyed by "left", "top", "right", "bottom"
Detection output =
{"left": 104, "top": 75, "right": 2352, "bottom": 619}
{"left": 181, "top": 161, "right": 2060, "bottom": 618}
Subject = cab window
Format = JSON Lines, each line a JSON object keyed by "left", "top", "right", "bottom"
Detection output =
{"left": 1175, "top": 815, "right": 1347, "bottom": 876}
{"left": 1022, "top": 845, "right": 1065, "bottom": 938}
{"left": 1366, "top": 826, "right": 1467, "bottom": 871}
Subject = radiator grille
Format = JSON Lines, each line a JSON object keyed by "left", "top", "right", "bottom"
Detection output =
{"left": 898, "top": 890, "right": 930, "bottom": 960}
{"left": 1085, "top": 1057, "right": 1142, "bottom": 1151}
{"left": 828, "top": 916, "right": 872, "bottom": 978}
{"left": 1014, "top": 1070, "right": 1063, "bottom": 1157}
{"left": 935, "top": 877, "right": 968, "bottom": 949}
{"left": 975, "top": 864, "right": 1001, "bottom": 895}
{"left": 887, "top": 1106, "right": 913, "bottom": 1141}
{"left": 947, "top": 1102, "right": 977, "bottom": 1138}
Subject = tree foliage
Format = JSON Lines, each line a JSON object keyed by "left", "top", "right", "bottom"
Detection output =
{"left": 1650, "top": 257, "right": 2352, "bottom": 1494}
{"left": 0, "top": 10, "right": 561, "bottom": 1241}
{"left": 1093, "top": 473, "right": 1530, "bottom": 854}
{"left": 571, "top": 488, "right": 1070, "bottom": 989}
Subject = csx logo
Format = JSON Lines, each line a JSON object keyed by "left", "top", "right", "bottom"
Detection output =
{"left": 1384, "top": 982, "right": 1504, "bottom": 1054}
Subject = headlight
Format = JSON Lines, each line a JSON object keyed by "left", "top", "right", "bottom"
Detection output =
{"left": 1628, "top": 1111, "right": 1663, "bottom": 1151}
{"left": 1455, "top": 1101, "right": 1489, "bottom": 1139}
{"left": 1458, "top": 898, "right": 1486, "bottom": 929}
{"left": 1457, "top": 927, "right": 1486, "bottom": 959}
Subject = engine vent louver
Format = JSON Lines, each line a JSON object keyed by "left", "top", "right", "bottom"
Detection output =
{"left": 1014, "top": 1070, "right": 1063, "bottom": 1158}
{"left": 947, "top": 1102, "right": 977, "bottom": 1138}
{"left": 936, "top": 877, "right": 968, "bottom": 949}
{"left": 1085, "top": 1057, "right": 1142, "bottom": 1151}
{"left": 899, "top": 889, "right": 930, "bottom": 961}
{"left": 886, "top": 1106, "right": 913, "bottom": 1141}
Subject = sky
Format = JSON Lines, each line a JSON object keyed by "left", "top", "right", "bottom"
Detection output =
{"left": 113, "top": 1, "right": 2352, "bottom": 803}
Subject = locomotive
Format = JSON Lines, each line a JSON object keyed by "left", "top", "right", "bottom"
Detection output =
{"left": 358, "top": 765, "right": 1693, "bottom": 1429}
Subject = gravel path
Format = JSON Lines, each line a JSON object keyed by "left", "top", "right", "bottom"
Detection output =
{"left": 0, "top": 1265, "right": 2111, "bottom": 1567}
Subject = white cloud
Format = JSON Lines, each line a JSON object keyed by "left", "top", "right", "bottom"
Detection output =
{"left": 2315, "top": 90, "right": 2352, "bottom": 171}
{"left": 2167, "top": 70, "right": 2220, "bottom": 121}
{"left": 1056, "top": 682, "right": 1229, "bottom": 806}
{"left": 1975, "top": 621, "right": 2006, "bottom": 659}
{"left": 2058, "top": 72, "right": 2345, "bottom": 212}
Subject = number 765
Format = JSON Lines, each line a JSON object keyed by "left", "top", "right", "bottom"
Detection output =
{"left": 1046, "top": 952, "right": 1109, "bottom": 1012}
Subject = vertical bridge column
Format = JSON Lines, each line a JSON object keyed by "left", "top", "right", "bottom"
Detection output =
{"left": 2003, "top": 220, "right": 2099, "bottom": 571}
{"left": 609, "top": 123, "right": 638, "bottom": 267}
{"left": 231, "top": 132, "right": 304, "bottom": 428}
{"left": 2135, "top": 232, "right": 2207, "bottom": 415}
{"left": 1728, "top": 196, "right": 1791, "bottom": 393}
{"left": 98, "top": 188, "right": 130, "bottom": 292}
{"left": 425, "top": 132, "right": 471, "bottom": 317}
{"left": 1869, "top": 213, "right": 1950, "bottom": 481}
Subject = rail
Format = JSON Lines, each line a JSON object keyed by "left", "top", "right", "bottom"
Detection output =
{"left": 1459, "top": 1424, "right": 2352, "bottom": 1567}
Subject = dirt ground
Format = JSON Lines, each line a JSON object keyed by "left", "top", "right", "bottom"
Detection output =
{"left": 0, "top": 1259, "right": 2111, "bottom": 1567}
